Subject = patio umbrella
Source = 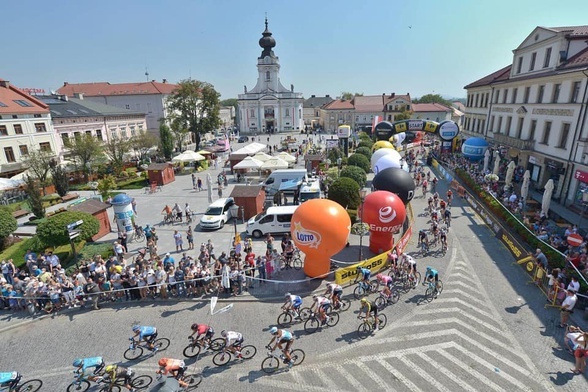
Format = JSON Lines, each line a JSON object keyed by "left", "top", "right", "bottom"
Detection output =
{"left": 520, "top": 170, "right": 530, "bottom": 202}
{"left": 277, "top": 152, "right": 296, "bottom": 163}
{"left": 492, "top": 150, "right": 500, "bottom": 176}
{"left": 197, "top": 150, "right": 212, "bottom": 155}
{"left": 483, "top": 149, "right": 490, "bottom": 173}
{"left": 206, "top": 173, "right": 213, "bottom": 203}
{"left": 505, "top": 161, "right": 516, "bottom": 187}
{"left": 261, "top": 157, "right": 289, "bottom": 171}
{"left": 252, "top": 152, "right": 272, "bottom": 162}
{"left": 233, "top": 157, "right": 263, "bottom": 169}
{"left": 541, "top": 179, "right": 554, "bottom": 216}
{"left": 181, "top": 150, "right": 206, "bottom": 161}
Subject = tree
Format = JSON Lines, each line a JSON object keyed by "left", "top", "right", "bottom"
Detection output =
{"left": 220, "top": 98, "right": 238, "bottom": 109}
{"left": 65, "top": 134, "right": 102, "bottom": 182}
{"left": 50, "top": 163, "right": 70, "bottom": 197}
{"left": 159, "top": 123, "right": 174, "bottom": 160}
{"left": 413, "top": 94, "right": 453, "bottom": 108}
{"left": 23, "top": 149, "right": 54, "bottom": 196}
{"left": 347, "top": 153, "right": 371, "bottom": 173}
{"left": 130, "top": 131, "right": 158, "bottom": 162}
{"left": 355, "top": 147, "right": 372, "bottom": 160}
{"left": 103, "top": 137, "right": 130, "bottom": 176}
{"left": 166, "top": 79, "right": 221, "bottom": 150}
{"left": 169, "top": 117, "right": 190, "bottom": 152}
{"left": 97, "top": 175, "right": 117, "bottom": 200}
{"left": 339, "top": 166, "right": 367, "bottom": 188}
{"left": 0, "top": 208, "right": 17, "bottom": 240}
{"left": 328, "top": 177, "right": 360, "bottom": 209}
{"left": 24, "top": 175, "right": 45, "bottom": 219}
{"left": 393, "top": 111, "right": 412, "bottom": 121}
{"left": 340, "top": 92, "right": 363, "bottom": 100}
{"left": 36, "top": 211, "right": 99, "bottom": 247}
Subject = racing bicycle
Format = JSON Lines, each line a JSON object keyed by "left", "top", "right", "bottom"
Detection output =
{"left": 261, "top": 346, "right": 306, "bottom": 373}
{"left": 0, "top": 373, "right": 42, "bottom": 392}
{"left": 357, "top": 314, "right": 388, "bottom": 339}
{"left": 304, "top": 311, "right": 339, "bottom": 334}
{"left": 183, "top": 336, "right": 225, "bottom": 358}
{"left": 124, "top": 336, "right": 170, "bottom": 360}
{"left": 212, "top": 344, "right": 257, "bottom": 366}
{"left": 277, "top": 306, "right": 312, "bottom": 327}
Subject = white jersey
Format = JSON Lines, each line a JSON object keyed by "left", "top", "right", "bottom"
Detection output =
{"left": 403, "top": 255, "right": 416, "bottom": 266}
{"left": 315, "top": 296, "right": 330, "bottom": 306}
{"left": 225, "top": 331, "right": 242, "bottom": 345}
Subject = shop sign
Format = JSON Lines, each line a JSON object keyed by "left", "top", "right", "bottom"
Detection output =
{"left": 528, "top": 156, "right": 537, "bottom": 164}
{"left": 574, "top": 169, "right": 588, "bottom": 183}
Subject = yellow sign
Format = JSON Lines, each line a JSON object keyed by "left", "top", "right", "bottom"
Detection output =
{"left": 394, "top": 122, "right": 407, "bottom": 133}
{"left": 424, "top": 121, "right": 437, "bottom": 133}
{"left": 335, "top": 252, "right": 388, "bottom": 286}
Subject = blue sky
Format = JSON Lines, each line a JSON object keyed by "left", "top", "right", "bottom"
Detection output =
{"left": 3, "top": 0, "right": 588, "bottom": 100}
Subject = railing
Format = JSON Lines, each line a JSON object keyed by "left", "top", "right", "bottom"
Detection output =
{"left": 492, "top": 133, "right": 535, "bottom": 151}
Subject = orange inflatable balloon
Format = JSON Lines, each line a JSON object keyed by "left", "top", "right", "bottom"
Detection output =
{"left": 291, "top": 199, "right": 351, "bottom": 278}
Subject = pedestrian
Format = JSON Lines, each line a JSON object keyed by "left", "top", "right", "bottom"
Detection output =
{"left": 186, "top": 226, "right": 194, "bottom": 250}
{"left": 173, "top": 230, "right": 184, "bottom": 252}
{"left": 131, "top": 198, "right": 138, "bottom": 216}
{"left": 256, "top": 256, "right": 266, "bottom": 285}
{"left": 84, "top": 277, "right": 102, "bottom": 310}
{"left": 118, "top": 231, "right": 128, "bottom": 253}
{"left": 197, "top": 177, "right": 203, "bottom": 191}
{"left": 191, "top": 173, "right": 197, "bottom": 189}
{"left": 218, "top": 185, "right": 223, "bottom": 199}
{"left": 113, "top": 241, "right": 124, "bottom": 262}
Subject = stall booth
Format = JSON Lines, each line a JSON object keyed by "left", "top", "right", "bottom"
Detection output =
{"left": 147, "top": 163, "right": 175, "bottom": 186}
{"left": 229, "top": 185, "right": 265, "bottom": 220}
{"left": 68, "top": 198, "right": 111, "bottom": 241}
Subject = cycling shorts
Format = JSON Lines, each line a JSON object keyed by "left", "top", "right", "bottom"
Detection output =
{"left": 205, "top": 328, "right": 215, "bottom": 339}
{"left": 319, "top": 303, "right": 330, "bottom": 312}
{"left": 332, "top": 289, "right": 342, "bottom": 299}
{"left": 229, "top": 337, "right": 244, "bottom": 347}
{"left": 144, "top": 332, "right": 158, "bottom": 343}
{"left": 386, "top": 281, "right": 393, "bottom": 289}
{"left": 292, "top": 299, "right": 302, "bottom": 308}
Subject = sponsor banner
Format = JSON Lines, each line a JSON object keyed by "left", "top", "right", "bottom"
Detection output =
{"left": 497, "top": 229, "right": 525, "bottom": 259}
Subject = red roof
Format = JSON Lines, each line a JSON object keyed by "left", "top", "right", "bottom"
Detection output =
{"left": 412, "top": 103, "right": 452, "bottom": 113}
{"left": 463, "top": 65, "right": 512, "bottom": 89}
{"left": 549, "top": 25, "right": 588, "bottom": 37}
{"left": 57, "top": 81, "right": 178, "bottom": 97}
{"left": 0, "top": 79, "right": 49, "bottom": 114}
{"left": 353, "top": 95, "right": 386, "bottom": 112}
{"left": 322, "top": 99, "right": 354, "bottom": 110}
{"left": 561, "top": 46, "right": 588, "bottom": 70}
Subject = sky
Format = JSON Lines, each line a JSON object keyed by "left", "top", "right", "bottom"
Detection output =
{"left": 3, "top": 0, "right": 588, "bottom": 100}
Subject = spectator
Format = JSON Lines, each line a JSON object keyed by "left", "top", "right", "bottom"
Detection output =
{"left": 118, "top": 231, "right": 128, "bottom": 253}
{"left": 84, "top": 277, "right": 101, "bottom": 310}
{"left": 559, "top": 290, "right": 578, "bottom": 328}
{"left": 567, "top": 276, "right": 580, "bottom": 293}
{"left": 173, "top": 230, "right": 184, "bottom": 252}
{"left": 163, "top": 253, "right": 175, "bottom": 272}
{"left": 533, "top": 248, "right": 548, "bottom": 270}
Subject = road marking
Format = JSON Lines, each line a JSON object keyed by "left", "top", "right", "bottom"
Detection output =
{"left": 332, "top": 363, "right": 368, "bottom": 392}
{"left": 402, "top": 355, "right": 448, "bottom": 391}
{"left": 417, "top": 351, "right": 477, "bottom": 392}
{"left": 436, "top": 349, "right": 505, "bottom": 392}
{"left": 356, "top": 361, "right": 389, "bottom": 390}
{"left": 377, "top": 358, "right": 423, "bottom": 392}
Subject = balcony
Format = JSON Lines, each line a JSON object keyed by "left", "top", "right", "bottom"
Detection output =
{"left": 492, "top": 133, "right": 535, "bottom": 151}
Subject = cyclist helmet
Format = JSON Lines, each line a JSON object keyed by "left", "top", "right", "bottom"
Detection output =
{"left": 221, "top": 330, "right": 227, "bottom": 337}
{"left": 284, "top": 292, "right": 291, "bottom": 297}
{"left": 104, "top": 365, "right": 116, "bottom": 374}
{"left": 426, "top": 266, "right": 432, "bottom": 272}
{"left": 360, "top": 297, "right": 368, "bottom": 304}
{"left": 269, "top": 327, "right": 278, "bottom": 335}
{"left": 72, "top": 358, "right": 83, "bottom": 367}
{"left": 158, "top": 358, "right": 166, "bottom": 367}
{"left": 132, "top": 325, "right": 141, "bottom": 333}
{"left": 356, "top": 265, "right": 362, "bottom": 270}
{"left": 191, "top": 323, "right": 199, "bottom": 331}
{"left": 376, "top": 273, "right": 383, "bottom": 280}
{"left": 312, "top": 294, "right": 318, "bottom": 299}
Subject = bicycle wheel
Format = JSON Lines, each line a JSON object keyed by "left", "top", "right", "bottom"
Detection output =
{"left": 183, "top": 343, "right": 201, "bottom": 358}
{"left": 353, "top": 285, "right": 366, "bottom": 299}
{"left": 210, "top": 337, "right": 225, "bottom": 351}
{"left": 123, "top": 346, "right": 143, "bottom": 360}
{"left": 17, "top": 379, "right": 43, "bottom": 392}
{"left": 413, "top": 272, "right": 422, "bottom": 288}
{"left": 131, "top": 375, "right": 152, "bottom": 389}
{"left": 261, "top": 356, "right": 280, "bottom": 373}
{"left": 304, "top": 318, "right": 320, "bottom": 334}
{"left": 390, "top": 290, "right": 400, "bottom": 304}
{"left": 240, "top": 345, "right": 257, "bottom": 359}
{"left": 154, "top": 338, "right": 170, "bottom": 352}
{"left": 100, "top": 385, "right": 121, "bottom": 392}
{"left": 212, "top": 351, "right": 231, "bottom": 366}
{"left": 357, "top": 323, "right": 372, "bottom": 339}
{"left": 339, "top": 298, "right": 351, "bottom": 312}
{"left": 374, "top": 296, "right": 387, "bottom": 310}
{"left": 66, "top": 380, "right": 90, "bottom": 392}
{"left": 326, "top": 311, "right": 339, "bottom": 327}
{"left": 183, "top": 374, "right": 202, "bottom": 390}
{"left": 292, "top": 257, "right": 302, "bottom": 270}
{"left": 378, "top": 313, "right": 388, "bottom": 329}
{"left": 437, "top": 280, "right": 444, "bottom": 293}
{"left": 277, "top": 312, "right": 293, "bottom": 327}
{"left": 425, "top": 287, "right": 435, "bottom": 302}
{"left": 369, "top": 280, "right": 379, "bottom": 293}
{"left": 290, "top": 349, "right": 305, "bottom": 366}
{"left": 299, "top": 307, "right": 312, "bottom": 321}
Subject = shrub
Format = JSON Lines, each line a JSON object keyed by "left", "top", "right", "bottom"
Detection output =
{"left": 339, "top": 166, "right": 367, "bottom": 188}
{"left": 78, "top": 242, "right": 114, "bottom": 261}
{"left": 347, "top": 153, "right": 371, "bottom": 173}
{"left": 355, "top": 147, "right": 372, "bottom": 160}
{"left": 98, "top": 175, "right": 117, "bottom": 199}
{"left": 358, "top": 140, "right": 374, "bottom": 150}
{"left": 24, "top": 175, "right": 45, "bottom": 219}
{"left": 327, "top": 148, "right": 343, "bottom": 163}
{"left": 0, "top": 208, "right": 17, "bottom": 240}
{"left": 117, "top": 177, "right": 147, "bottom": 189}
{"left": 0, "top": 237, "right": 34, "bottom": 268}
{"left": 328, "top": 177, "right": 360, "bottom": 209}
{"left": 36, "top": 211, "right": 99, "bottom": 248}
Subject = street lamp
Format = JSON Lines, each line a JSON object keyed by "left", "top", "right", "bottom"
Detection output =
{"left": 337, "top": 157, "right": 342, "bottom": 176}
{"left": 358, "top": 189, "right": 368, "bottom": 261}
{"left": 578, "top": 190, "right": 588, "bottom": 229}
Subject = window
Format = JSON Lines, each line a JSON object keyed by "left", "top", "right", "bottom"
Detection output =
{"left": 516, "top": 117, "right": 524, "bottom": 139}
{"left": 0, "top": 101, "right": 7, "bottom": 107}
{"left": 19, "top": 145, "right": 28, "bottom": 156}
{"left": 537, "top": 85, "right": 545, "bottom": 103}
{"left": 85, "top": 131, "right": 92, "bottom": 137}
{"left": 494, "top": 90, "right": 500, "bottom": 104}
{"left": 13, "top": 99, "right": 32, "bottom": 107}
{"left": 74, "top": 132, "right": 81, "bottom": 139}
{"left": 34, "top": 123, "right": 46, "bottom": 132}
{"left": 147, "top": 103, "right": 152, "bottom": 113}
{"left": 0, "top": 125, "right": 7, "bottom": 136}
{"left": 277, "top": 214, "right": 293, "bottom": 223}
{"left": 130, "top": 126, "right": 136, "bottom": 136}
{"left": 96, "top": 130, "right": 103, "bottom": 141}
{"left": 523, "top": 87, "right": 530, "bottom": 103}
{"left": 571, "top": 81, "right": 581, "bottom": 103}
{"left": 529, "top": 119, "right": 537, "bottom": 140}
{"left": 299, "top": 109, "right": 302, "bottom": 119}
{"left": 250, "top": 109, "right": 255, "bottom": 118}
{"left": 490, "top": 115, "right": 495, "bottom": 130}
{"left": 517, "top": 57, "right": 523, "bottom": 74}
{"left": 542, "top": 121, "right": 551, "bottom": 144}
{"left": 552, "top": 84, "right": 561, "bottom": 103}
{"left": 511, "top": 88, "right": 517, "bottom": 104}
{"left": 502, "top": 89, "right": 508, "bottom": 104}
{"left": 265, "top": 71, "right": 271, "bottom": 81}
{"left": 529, "top": 52, "right": 536, "bottom": 71}
{"left": 505, "top": 116, "right": 512, "bottom": 136}
{"left": 285, "top": 108, "right": 290, "bottom": 117}
{"left": 558, "top": 123, "right": 570, "bottom": 148}
{"left": 33, "top": 114, "right": 41, "bottom": 118}
{"left": 497, "top": 116, "right": 503, "bottom": 133}
{"left": 39, "top": 142, "right": 51, "bottom": 152}
{"left": 61, "top": 133, "right": 69, "bottom": 143}
{"left": 125, "top": 104, "right": 130, "bottom": 110}
{"left": 111, "top": 130, "right": 117, "bottom": 139}
{"left": 544, "top": 48, "right": 552, "bottom": 68}
{"left": 474, "top": 94, "right": 479, "bottom": 107}
{"left": 4, "top": 147, "right": 15, "bottom": 162}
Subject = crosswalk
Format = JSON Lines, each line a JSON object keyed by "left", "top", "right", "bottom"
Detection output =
{"left": 252, "top": 243, "right": 555, "bottom": 392}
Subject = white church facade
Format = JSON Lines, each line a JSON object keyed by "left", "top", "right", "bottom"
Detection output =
{"left": 238, "top": 19, "right": 304, "bottom": 135}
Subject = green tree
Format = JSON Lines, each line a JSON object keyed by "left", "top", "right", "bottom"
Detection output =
{"left": 36, "top": 211, "right": 99, "bottom": 247}
{"left": 220, "top": 98, "right": 238, "bottom": 109}
{"left": 341, "top": 92, "right": 364, "bottom": 100}
{"left": 65, "top": 134, "right": 102, "bottom": 182}
{"left": 97, "top": 175, "right": 117, "bottom": 200}
{"left": 24, "top": 175, "right": 45, "bottom": 219}
{"left": 0, "top": 208, "right": 17, "bottom": 241}
{"left": 393, "top": 111, "right": 412, "bottom": 121}
{"left": 159, "top": 122, "right": 174, "bottom": 160}
{"left": 413, "top": 94, "right": 453, "bottom": 108}
{"left": 348, "top": 153, "right": 371, "bottom": 173}
{"left": 23, "top": 149, "right": 55, "bottom": 196}
{"left": 328, "top": 177, "right": 360, "bottom": 209}
{"left": 358, "top": 140, "right": 374, "bottom": 150}
{"left": 339, "top": 166, "right": 367, "bottom": 188}
{"left": 103, "top": 137, "right": 130, "bottom": 176}
{"left": 130, "top": 131, "right": 158, "bottom": 162}
{"left": 355, "top": 147, "right": 372, "bottom": 160}
{"left": 50, "top": 163, "right": 70, "bottom": 197}
{"left": 170, "top": 117, "right": 190, "bottom": 152}
{"left": 166, "top": 79, "right": 221, "bottom": 150}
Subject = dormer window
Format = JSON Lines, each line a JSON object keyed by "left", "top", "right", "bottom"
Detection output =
{"left": 529, "top": 52, "right": 536, "bottom": 71}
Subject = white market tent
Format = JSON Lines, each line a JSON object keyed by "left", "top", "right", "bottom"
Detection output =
{"left": 252, "top": 152, "right": 272, "bottom": 162}
{"left": 0, "top": 178, "right": 22, "bottom": 190}
{"left": 231, "top": 142, "right": 267, "bottom": 155}
{"left": 277, "top": 152, "right": 296, "bottom": 163}
{"left": 261, "top": 157, "right": 289, "bottom": 171}
{"left": 233, "top": 156, "right": 263, "bottom": 169}
{"left": 172, "top": 151, "right": 206, "bottom": 163}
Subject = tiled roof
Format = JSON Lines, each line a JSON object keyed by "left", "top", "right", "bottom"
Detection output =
{"left": 69, "top": 198, "right": 110, "bottom": 214}
{"left": 353, "top": 95, "right": 386, "bottom": 112}
{"left": 322, "top": 99, "right": 354, "bottom": 110}
{"left": 57, "top": 81, "right": 178, "bottom": 97}
{"left": 0, "top": 79, "right": 49, "bottom": 114}
{"left": 303, "top": 95, "right": 333, "bottom": 108}
{"left": 463, "top": 65, "right": 512, "bottom": 89}
{"left": 549, "top": 25, "right": 588, "bottom": 37}
{"left": 412, "top": 103, "right": 452, "bottom": 113}
{"left": 39, "top": 96, "right": 144, "bottom": 118}
{"left": 560, "top": 46, "right": 588, "bottom": 70}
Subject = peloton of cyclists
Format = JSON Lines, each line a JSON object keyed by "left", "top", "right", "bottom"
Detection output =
{"left": 268, "top": 327, "right": 295, "bottom": 367}
{"left": 324, "top": 282, "right": 343, "bottom": 310}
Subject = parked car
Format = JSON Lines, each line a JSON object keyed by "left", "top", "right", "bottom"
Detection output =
{"left": 238, "top": 136, "right": 249, "bottom": 143}
{"left": 199, "top": 197, "right": 235, "bottom": 230}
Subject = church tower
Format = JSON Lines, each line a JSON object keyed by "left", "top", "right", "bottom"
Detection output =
{"left": 238, "top": 18, "right": 304, "bottom": 135}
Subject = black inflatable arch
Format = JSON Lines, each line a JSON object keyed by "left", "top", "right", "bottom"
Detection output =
{"left": 374, "top": 119, "right": 460, "bottom": 142}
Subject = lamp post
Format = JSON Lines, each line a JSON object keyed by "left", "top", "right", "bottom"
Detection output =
{"left": 358, "top": 189, "right": 368, "bottom": 261}
{"left": 337, "top": 157, "right": 342, "bottom": 176}
{"left": 578, "top": 190, "right": 588, "bottom": 230}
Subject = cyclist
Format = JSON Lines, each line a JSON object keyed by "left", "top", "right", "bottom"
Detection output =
{"left": 443, "top": 208, "right": 451, "bottom": 227}
{"left": 422, "top": 179, "right": 428, "bottom": 195}
{"left": 375, "top": 273, "right": 394, "bottom": 299}
{"left": 432, "top": 192, "right": 439, "bottom": 208}
{"left": 440, "top": 228, "right": 448, "bottom": 251}
{"left": 430, "top": 222, "right": 440, "bottom": 244}
{"left": 446, "top": 190, "right": 453, "bottom": 207}
{"left": 324, "top": 282, "right": 343, "bottom": 309}
{"left": 358, "top": 297, "right": 379, "bottom": 331}
{"left": 156, "top": 358, "right": 188, "bottom": 389}
{"left": 268, "top": 327, "right": 295, "bottom": 367}
{"left": 221, "top": 330, "right": 244, "bottom": 359}
{"left": 131, "top": 325, "right": 158, "bottom": 352}
{"left": 355, "top": 265, "right": 371, "bottom": 290}
{"left": 418, "top": 230, "right": 429, "bottom": 252}
{"left": 401, "top": 254, "right": 418, "bottom": 276}
{"left": 439, "top": 198, "right": 446, "bottom": 212}
{"left": 427, "top": 197, "right": 434, "bottom": 213}
{"left": 0, "top": 372, "right": 20, "bottom": 390}
{"left": 104, "top": 364, "right": 135, "bottom": 392}
{"left": 172, "top": 203, "right": 183, "bottom": 222}
{"left": 283, "top": 292, "right": 303, "bottom": 318}
{"left": 387, "top": 248, "right": 399, "bottom": 269}
{"left": 310, "top": 294, "right": 331, "bottom": 325}
{"left": 161, "top": 205, "right": 172, "bottom": 222}
{"left": 189, "top": 323, "right": 214, "bottom": 348}
{"left": 424, "top": 266, "right": 440, "bottom": 297}
{"left": 431, "top": 177, "right": 438, "bottom": 192}
{"left": 72, "top": 357, "right": 105, "bottom": 383}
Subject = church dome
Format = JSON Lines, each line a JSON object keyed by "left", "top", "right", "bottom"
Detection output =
{"left": 258, "top": 18, "right": 276, "bottom": 58}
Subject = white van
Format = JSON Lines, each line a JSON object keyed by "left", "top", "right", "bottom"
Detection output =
{"left": 246, "top": 205, "right": 299, "bottom": 238}
{"left": 298, "top": 178, "right": 321, "bottom": 203}
{"left": 261, "top": 169, "right": 308, "bottom": 196}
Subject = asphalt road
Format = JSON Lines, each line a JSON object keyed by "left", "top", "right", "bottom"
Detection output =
{"left": 1, "top": 134, "right": 587, "bottom": 391}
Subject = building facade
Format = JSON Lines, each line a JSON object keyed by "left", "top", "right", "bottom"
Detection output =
{"left": 319, "top": 99, "right": 356, "bottom": 132}
{"left": 56, "top": 80, "right": 177, "bottom": 133}
{"left": 303, "top": 95, "right": 333, "bottom": 130}
{"left": 0, "top": 80, "right": 60, "bottom": 177}
{"left": 463, "top": 25, "right": 588, "bottom": 207}
{"left": 411, "top": 103, "right": 453, "bottom": 122}
{"left": 238, "top": 19, "right": 304, "bottom": 134}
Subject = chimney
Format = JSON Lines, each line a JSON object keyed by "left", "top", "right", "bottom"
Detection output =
{"left": 73, "top": 93, "right": 84, "bottom": 100}
{"left": 391, "top": 93, "right": 395, "bottom": 98}
{"left": 0, "top": 80, "right": 9, "bottom": 88}
{"left": 151, "top": 80, "right": 155, "bottom": 82}
{"left": 382, "top": 93, "right": 385, "bottom": 106}
{"left": 162, "top": 79, "right": 167, "bottom": 84}
{"left": 311, "top": 95, "right": 315, "bottom": 98}
{"left": 326, "top": 94, "right": 330, "bottom": 97}
{"left": 59, "top": 95, "right": 68, "bottom": 102}
{"left": 63, "top": 82, "right": 68, "bottom": 86}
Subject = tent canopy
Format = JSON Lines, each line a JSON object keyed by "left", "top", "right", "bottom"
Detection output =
{"left": 231, "top": 142, "right": 267, "bottom": 156}
{"left": 172, "top": 151, "right": 205, "bottom": 163}
{"left": 261, "top": 157, "right": 289, "bottom": 170}
{"left": 252, "top": 152, "right": 272, "bottom": 162}
{"left": 233, "top": 156, "right": 263, "bottom": 169}
{"left": 277, "top": 152, "right": 296, "bottom": 163}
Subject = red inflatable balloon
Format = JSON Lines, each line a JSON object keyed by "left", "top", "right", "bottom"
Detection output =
{"left": 291, "top": 199, "right": 351, "bottom": 278}
{"left": 359, "top": 191, "right": 406, "bottom": 254}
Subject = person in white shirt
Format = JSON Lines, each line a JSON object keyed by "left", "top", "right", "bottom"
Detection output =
{"left": 559, "top": 290, "right": 578, "bottom": 328}
{"left": 567, "top": 277, "right": 580, "bottom": 294}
